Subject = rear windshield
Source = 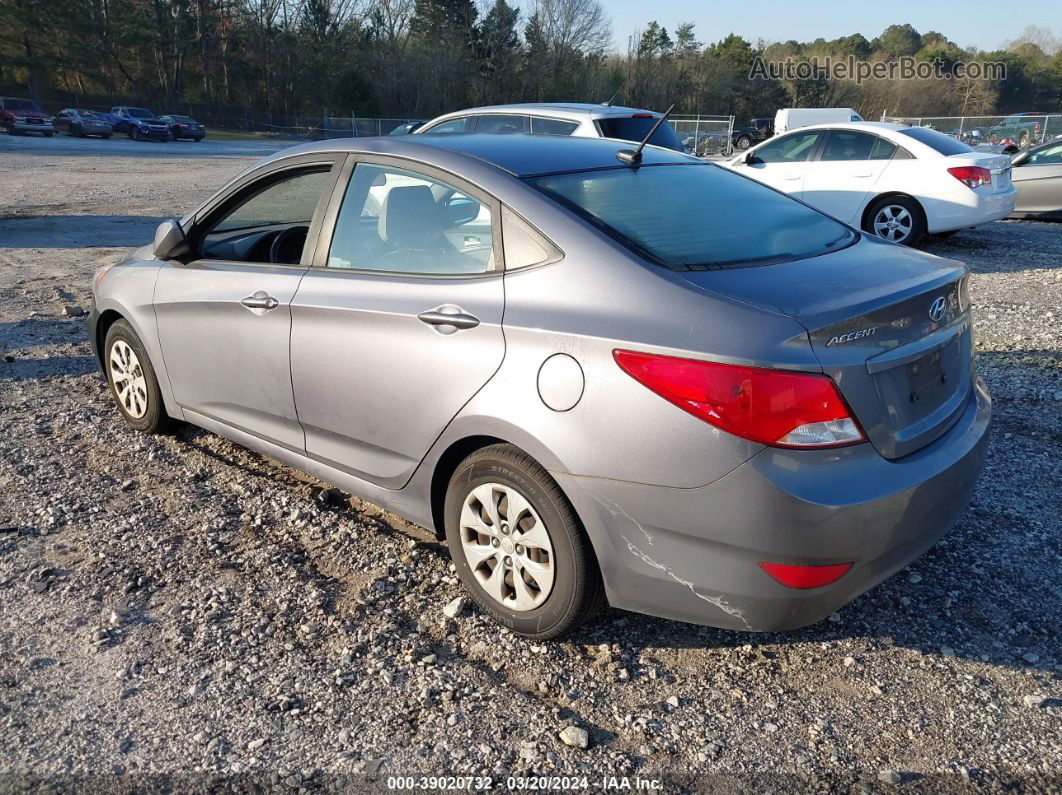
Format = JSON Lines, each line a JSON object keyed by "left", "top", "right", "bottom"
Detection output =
{"left": 3, "top": 99, "right": 40, "bottom": 112}
{"left": 528, "top": 164, "right": 854, "bottom": 269}
{"left": 169, "top": 115, "right": 195, "bottom": 122}
{"left": 596, "top": 117, "right": 684, "bottom": 152}
{"left": 128, "top": 108, "right": 155, "bottom": 119}
{"left": 898, "top": 127, "right": 973, "bottom": 156}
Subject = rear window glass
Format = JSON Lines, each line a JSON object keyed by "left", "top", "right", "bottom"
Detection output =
{"left": 898, "top": 127, "right": 973, "bottom": 156}
{"left": 596, "top": 117, "right": 684, "bottom": 152}
{"left": 528, "top": 164, "right": 854, "bottom": 270}
{"left": 128, "top": 108, "right": 156, "bottom": 119}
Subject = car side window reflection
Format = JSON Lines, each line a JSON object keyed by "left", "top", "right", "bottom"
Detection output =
{"left": 422, "top": 117, "right": 472, "bottom": 134}
{"left": 198, "top": 169, "right": 331, "bottom": 264}
{"left": 327, "top": 164, "right": 495, "bottom": 275}
{"left": 820, "top": 131, "right": 879, "bottom": 161}
{"left": 752, "top": 132, "right": 822, "bottom": 163}
{"left": 1026, "top": 143, "right": 1062, "bottom": 165}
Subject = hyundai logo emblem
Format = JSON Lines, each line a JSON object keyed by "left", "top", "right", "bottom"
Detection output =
{"left": 928, "top": 296, "right": 947, "bottom": 322}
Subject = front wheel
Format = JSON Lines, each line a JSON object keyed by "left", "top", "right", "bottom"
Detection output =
{"left": 104, "top": 320, "right": 169, "bottom": 434}
{"left": 864, "top": 195, "right": 926, "bottom": 247}
{"left": 130, "top": 127, "right": 140, "bottom": 141}
{"left": 444, "top": 444, "right": 605, "bottom": 639}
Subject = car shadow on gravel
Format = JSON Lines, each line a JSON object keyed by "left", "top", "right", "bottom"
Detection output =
{"left": 922, "top": 220, "right": 1062, "bottom": 273}
{"left": 0, "top": 354, "right": 97, "bottom": 380}
{"left": 0, "top": 214, "right": 165, "bottom": 248}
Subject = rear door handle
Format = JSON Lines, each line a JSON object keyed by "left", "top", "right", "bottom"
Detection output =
{"left": 241, "top": 293, "right": 279, "bottom": 311}
{"left": 417, "top": 308, "right": 480, "bottom": 331}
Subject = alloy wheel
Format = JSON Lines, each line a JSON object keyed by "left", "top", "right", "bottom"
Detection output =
{"left": 109, "top": 340, "right": 149, "bottom": 419}
{"left": 459, "top": 482, "right": 556, "bottom": 611}
{"left": 873, "top": 204, "right": 913, "bottom": 243}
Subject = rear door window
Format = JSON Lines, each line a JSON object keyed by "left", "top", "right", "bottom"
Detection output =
{"left": 820, "top": 130, "right": 877, "bottom": 161}
{"left": 474, "top": 115, "right": 528, "bottom": 134}
{"left": 326, "top": 164, "right": 495, "bottom": 275}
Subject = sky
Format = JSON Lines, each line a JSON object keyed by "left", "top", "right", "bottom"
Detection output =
{"left": 599, "top": 0, "right": 1062, "bottom": 53}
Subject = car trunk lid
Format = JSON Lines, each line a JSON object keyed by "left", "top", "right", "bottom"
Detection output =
{"left": 676, "top": 236, "right": 974, "bottom": 459}
{"left": 946, "top": 151, "right": 1013, "bottom": 193}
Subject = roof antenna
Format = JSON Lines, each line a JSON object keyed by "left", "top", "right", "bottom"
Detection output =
{"left": 616, "top": 103, "right": 675, "bottom": 167}
{"left": 602, "top": 81, "right": 624, "bottom": 106}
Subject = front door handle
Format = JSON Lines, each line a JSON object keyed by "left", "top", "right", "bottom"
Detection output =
{"left": 417, "top": 307, "right": 480, "bottom": 331}
{"left": 241, "top": 293, "right": 279, "bottom": 311}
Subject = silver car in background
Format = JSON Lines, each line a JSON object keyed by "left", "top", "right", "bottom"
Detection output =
{"left": 416, "top": 102, "right": 686, "bottom": 152}
{"left": 88, "top": 135, "right": 990, "bottom": 639}
{"left": 1009, "top": 138, "right": 1062, "bottom": 219}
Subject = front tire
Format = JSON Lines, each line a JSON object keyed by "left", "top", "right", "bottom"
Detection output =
{"left": 130, "top": 127, "right": 140, "bottom": 141}
{"left": 444, "top": 444, "right": 605, "bottom": 639}
{"left": 104, "top": 320, "right": 169, "bottom": 434}
{"left": 864, "top": 195, "right": 926, "bottom": 247}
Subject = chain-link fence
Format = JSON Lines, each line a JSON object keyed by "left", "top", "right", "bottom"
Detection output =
{"left": 670, "top": 115, "right": 735, "bottom": 158}
{"left": 882, "top": 113, "right": 1062, "bottom": 150}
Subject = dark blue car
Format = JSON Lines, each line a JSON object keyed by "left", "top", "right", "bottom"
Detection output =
{"left": 108, "top": 106, "right": 171, "bottom": 141}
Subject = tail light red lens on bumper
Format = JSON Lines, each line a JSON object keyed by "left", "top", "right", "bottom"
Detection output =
{"left": 613, "top": 349, "right": 865, "bottom": 448}
{"left": 947, "top": 166, "right": 992, "bottom": 189}
{"left": 758, "top": 561, "right": 854, "bottom": 589}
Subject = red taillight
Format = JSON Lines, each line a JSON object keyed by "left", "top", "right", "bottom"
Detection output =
{"left": 758, "top": 561, "right": 853, "bottom": 589}
{"left": 947, "top": 165, "right": 991, "bottom": 189}
{"left": 613, "top": 350, "right": 865, "bottom": 448}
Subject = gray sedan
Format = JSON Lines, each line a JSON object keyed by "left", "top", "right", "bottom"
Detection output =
{"left": 1010, "top": 138, "right": 1062, "bottom": 219}
{"left": 87, "top": 135, "right": 990, "bottom": 639}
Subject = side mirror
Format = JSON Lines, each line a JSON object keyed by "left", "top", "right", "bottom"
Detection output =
{"left": 444, "top": 197, "right": 480, "bottom": 226}
{"left": 742, "top": 151, "right": 758, "bottom": 165}
{"left": 1010, "top": 151, "right": 1030, "bottom": 166}
{"left": 152, "top": 219, "right": 189, "bottom": 260}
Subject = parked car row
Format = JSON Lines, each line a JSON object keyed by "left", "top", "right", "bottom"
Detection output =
{"left": 0, "top": 98, "right": 206, "bottom": 142}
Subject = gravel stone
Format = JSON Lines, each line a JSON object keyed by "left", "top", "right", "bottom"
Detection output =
{"left": 559, "top": 726, "right": 590, "bottom": 749}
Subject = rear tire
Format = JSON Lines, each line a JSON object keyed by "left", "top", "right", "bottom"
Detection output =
{"left": 103, "top": 320, "right": 169, "bottom": 434}
{"left": 864, "top": 195, "right": 926, "bottom": 247}
{"left": 444, "top": 444, "right": 605, "bottom": 639}
{"left": 735, "top": 135, "right": 752, "bottom": 150}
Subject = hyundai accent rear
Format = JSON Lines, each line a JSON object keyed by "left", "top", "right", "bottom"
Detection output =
{"left": 525, "top": 154, "right": 991, "bottom": 632}
{"left": 89, "top": 135, "right": 990, "bottom": 638}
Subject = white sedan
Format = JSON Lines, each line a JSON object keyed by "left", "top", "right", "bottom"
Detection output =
{"left": 724, "top": 122, "right": 1015, "bottom": 246}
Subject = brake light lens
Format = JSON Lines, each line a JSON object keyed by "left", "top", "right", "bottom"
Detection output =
{"left": 613, "top": 350, "right": 865, "bottom": 448}
{"left": 758, "top": 561, "right": 853, "bottom": 589}
{"left": 947, "top": 165, "right": 991, "bottom": 189}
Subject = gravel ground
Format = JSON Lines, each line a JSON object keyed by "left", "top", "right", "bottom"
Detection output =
{"left": 0, "top": 134, "right": 1059, "bottom": 792}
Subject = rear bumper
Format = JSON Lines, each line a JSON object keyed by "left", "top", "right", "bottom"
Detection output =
{"left": 554, "top": 378, "right": 991, "bottom": 631}
{"left": 133, "top": 128, "right": 172, "bottom": 140}
{"left": 924, "top": 187, "right": 1016, "bottom": 233}
{"left": 6, "top": 121, "right": 53, "bottom": 133}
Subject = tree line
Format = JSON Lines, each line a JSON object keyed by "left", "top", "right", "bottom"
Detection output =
{"left": 2, "top": 0, "right": 1060, "bottom": 123}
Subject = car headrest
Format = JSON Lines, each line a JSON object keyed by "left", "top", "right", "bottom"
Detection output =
{"left": 379, "top": 185, "right": 439, "bottom": 247}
